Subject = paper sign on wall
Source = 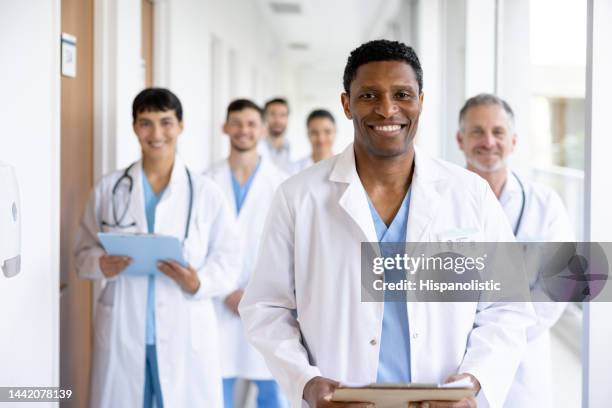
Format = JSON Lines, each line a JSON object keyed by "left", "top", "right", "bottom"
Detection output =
{"left": 61, "top": 33, "right": 77, "bottom": 78}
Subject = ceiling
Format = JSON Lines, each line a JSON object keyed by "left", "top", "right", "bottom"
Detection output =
{"left": 253, "top": 0, "right": 400, "bottom": 71}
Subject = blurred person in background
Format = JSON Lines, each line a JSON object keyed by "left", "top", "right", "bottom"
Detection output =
{"left": 207, "top": 99, "right": 288, "bottom": 408}
{"left": 294, "top": 109, "right": 337, "bottom": 173}
{"left": 457, "top": 93, "right": 573, "bottom": 408}
{"left": 260, "top": 97, "right": 294, "bottom": 173}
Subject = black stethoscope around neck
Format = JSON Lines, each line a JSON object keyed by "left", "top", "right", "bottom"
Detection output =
{"left": 101, "top": 162, "right": 194, "bottom": 240}
{"left": 511, "top": 171, "right": 526, "bottom": 237}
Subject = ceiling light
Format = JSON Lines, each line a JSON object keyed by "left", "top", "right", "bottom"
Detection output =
{"left": 288, "top": 42, "right": 309, "bottom": 50}
{"left": 270, "top": 2, "right": 302, "bottom": 14}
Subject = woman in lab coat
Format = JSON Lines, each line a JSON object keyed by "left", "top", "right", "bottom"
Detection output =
{"left": 74, "top": 88, "right": 240, "bottom": 408}
{"left": 293, "top": 109, "right": 337, "bottom": 174}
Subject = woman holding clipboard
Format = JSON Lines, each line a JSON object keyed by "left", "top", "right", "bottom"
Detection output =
{"left": 74, "top": 88, "right": 240, "bottom": 408}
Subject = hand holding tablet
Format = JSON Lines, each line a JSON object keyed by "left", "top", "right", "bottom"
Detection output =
{"left": 97, "top": 232, "right": 187, "bottom": 276}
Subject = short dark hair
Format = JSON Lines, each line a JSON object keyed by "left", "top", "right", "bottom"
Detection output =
{"left": 458, "top": 93, "right": 515, "bottom": 131}
{"left": 306, "top": 109, "right": 335, "bottom": 127}
{"left": 264, "top": 98, "right": 289, "bottom": 113}
{"left": 132, "top": 87, "right": 183, "bottom": 123}
{"left": 343, "top": 39, "right": 423, "bottom": 94}
{"left": 226, "top": 99, "right": 264, "bottom": 120}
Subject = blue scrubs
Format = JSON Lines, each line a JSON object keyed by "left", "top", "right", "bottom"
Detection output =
{"left": 223, "top": 378, "right": 284, "bottom": 408}
{"left": 223, "top": 161, "right": 284, "bottom": 408}
{"left": 142, "top": 171, "right": 164, "bottom": 408}
{"left": 367, "top": 190, "right": 412, "bottom": 384}
{"left": 229, "top": 160, "right": 261, "bottom": 214}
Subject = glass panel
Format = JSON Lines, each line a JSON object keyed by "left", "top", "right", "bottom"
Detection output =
{"left": 528, "top": 0, "right": 586, "bottom": 241}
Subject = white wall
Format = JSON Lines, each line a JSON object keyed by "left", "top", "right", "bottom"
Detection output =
{"left": 97, "top": 0, "right": 285, "bottom": 174}
{"left": 285, "top": 65, "right": 354, "bottom": 161}
{"left": 0, "top": 1, "right": 60, "bottom": 405}
{"left": 498, "top": 0, "right": 531, "bottom": 172}
{"left": 584, "top": 0, "right": 612, "bottom": 405}
{"left": 160, "top": 0, "right": 286, "bottom": 171}
{"left": 413, "top": 0, "right": 444, "bottom": 157}
{"left": 95, "top": 0, "right": 145, "bottom": 178}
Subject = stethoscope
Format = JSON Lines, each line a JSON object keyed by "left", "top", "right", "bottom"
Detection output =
{"left": 101, "top": 162, "right": 194, "bottom": 240}
{"left": 511, "top": 171, "right": 526, "bottom": 237}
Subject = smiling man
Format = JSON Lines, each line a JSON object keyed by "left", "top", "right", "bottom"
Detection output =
{"left": 240, "top": 40, "right": 534, "bottom": 408}
{"left": 456, "top": 94, "right": 573, "bottom": 408}
{"left": 206, "top": 99, "right": 287, "bottom": 408}
{"left": 260, "top": 98, "right": 294, "bottom": 173}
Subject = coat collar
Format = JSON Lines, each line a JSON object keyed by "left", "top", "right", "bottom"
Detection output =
{"left": 214, "top": 155, "right": 274, "bottom": 219}
{"left": 499, "top": 169, "right": 522, "bottom": 206}
{"left": 125, "top": 156, "right": 189, "bottom": 233}
{"left": 329, "top": 143, "right": 447, "bottom": 242}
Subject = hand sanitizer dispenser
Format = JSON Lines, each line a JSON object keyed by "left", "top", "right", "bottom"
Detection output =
{"left": 0, "top": 162, "right": 21, "bottom": 277}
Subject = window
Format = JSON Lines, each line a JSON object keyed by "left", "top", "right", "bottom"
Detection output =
{"left": 528, "top": 0, "right": 586, "bottom": 240}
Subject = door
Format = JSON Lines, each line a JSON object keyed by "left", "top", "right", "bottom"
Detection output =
{"left": 60, "top": 0, "right": 94, "bottom": 406}
{"left": 142, "top": 0, "right": 154, "bottom": 87}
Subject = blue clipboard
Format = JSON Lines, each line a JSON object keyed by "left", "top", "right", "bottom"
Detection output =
{"left": 97, "top": 232, "right": 187, "bottom": 276}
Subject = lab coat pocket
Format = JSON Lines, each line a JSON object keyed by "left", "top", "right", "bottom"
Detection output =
{"left": 93, "top": 303, "right": 113, "bottom": 350}
{"left": 435, "top": 227, "right": 482, "bottom": 242}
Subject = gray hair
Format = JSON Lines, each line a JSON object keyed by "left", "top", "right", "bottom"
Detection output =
{"left": 458, "top": 93, "right": 515, "bottom": 132}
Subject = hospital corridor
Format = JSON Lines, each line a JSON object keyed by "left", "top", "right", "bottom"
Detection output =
{"left": 1, "top": 0, "right": 612, "bottom": 407}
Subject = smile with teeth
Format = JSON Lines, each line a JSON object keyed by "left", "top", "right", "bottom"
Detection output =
{"left": 371, "top": 124, "right": 404, "bottom": 132}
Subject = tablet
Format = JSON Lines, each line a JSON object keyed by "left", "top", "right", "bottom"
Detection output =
{"left": 332, "top": 378, "right": 475, "bottom": 407}
{"left": 98, "top": 232, "right": 187, "bottom": 276}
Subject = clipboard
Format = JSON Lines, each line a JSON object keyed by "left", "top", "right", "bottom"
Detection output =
{"left": 98, "top": 232, "right": 187, "bottom": 276}
{"left": 331, "top": 378, "right": 476, "bottom": 408}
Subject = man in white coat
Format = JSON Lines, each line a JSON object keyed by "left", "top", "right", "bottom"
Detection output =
{"left": 259, "top": 98, "right": 295, "bottom": 173}
{"left": 74, "top": 88, "right": 240, "bottom": 407}
{"left": 240, "top": 40, "right": 535, "bottom": 408}
{"left": 456, "top": 93, "right": 573, "bottom": 408}
{"left": 207, "top": 99, "right": 288, "bottom": 407}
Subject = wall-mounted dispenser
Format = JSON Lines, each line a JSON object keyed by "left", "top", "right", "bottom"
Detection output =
{"left": 0, "top": 162, "right": 21, "bottom": 277}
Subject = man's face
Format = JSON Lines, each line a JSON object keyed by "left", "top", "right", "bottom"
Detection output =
{"left": 341, "top": 60, "right": 423, "bottom": 158}
{"left": 265, "top": 103, "right": 289, "bottom": 138}
{"left": 307, "top": 117, "right": 336, "bottom": 157}
{"left": 456, "top": 104, "right": 516, "bottom": 173}
{"left": 223, "top": 108, "right": 264, "bottom": 152}
{"left": 133, "top": 110, "right": 183, "bottom": 161}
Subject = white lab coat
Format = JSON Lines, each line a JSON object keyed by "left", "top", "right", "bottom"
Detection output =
{"left": 258, "top": 137, "right": 296, "bottom": 174}
{"left": 206, "top": 157, "right": 287, "bottom": 379}
{"left": 74, "top": 157, "right": 241, "bottom": 408}
{"left": 293, "top": 155, "right": 314, "bottom": 174}
{"left": 499, "top": 171, "right": 573, "bottom": 408}
{"left": 240, "top": 144, "right": 536, "bottom": 408}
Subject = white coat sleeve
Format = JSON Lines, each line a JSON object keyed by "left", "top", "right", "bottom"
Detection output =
{"left": 189, "top": 185, "right": 241, "bottom": 300}
{"left": 239, "top": 186, "right": 321, "bottom": 408}
{"left": 74, "top": 183, "right": 106, "bottom": 280}
{"left": 458, "top": 183, "right": 536, "bottom": 408}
